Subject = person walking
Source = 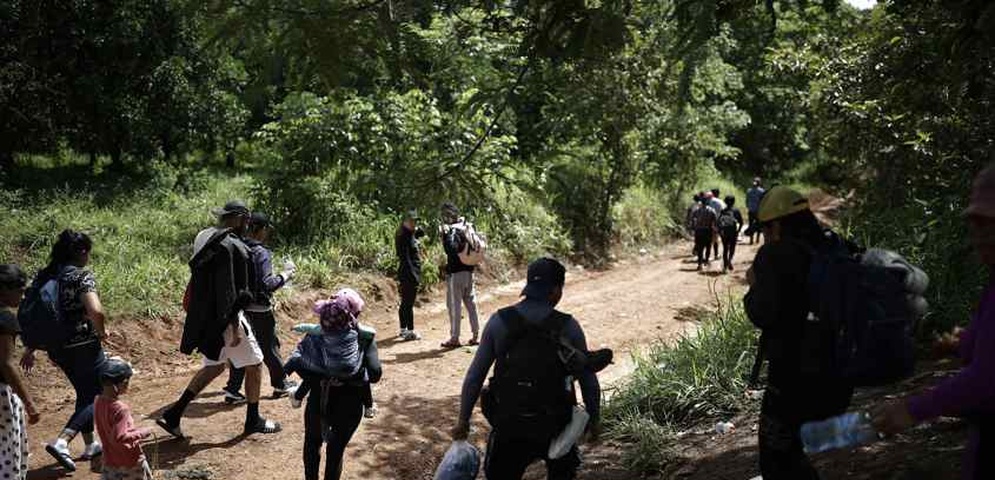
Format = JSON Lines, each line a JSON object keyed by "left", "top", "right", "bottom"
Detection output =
{"left": 452, "top": 257, "right": 602, "bottom": 480}
{"left": 157, "top": 201, "right": 280, "bottom": 438}
{"left": 718, "top": 195, "right": 745, "bottom": 273}
{"left": 746, "top": 178, "right": 766, "bottom": 244}
{"left": 744, "top": 187, "right": 853, "bottom": 480}
{"left": 440, "top": 203, "right": 480, "bottom": 349}
{"left": 19, "top": 230, "right": 108, "bottom": 472}
{"left": 691, "top": 197, "right": 718, "bottom": 271}
{"left": 284, "top": 296, "right": 382, "bottom": 480}
{"left": 0, "top": 264, "right": 39, "bottom": 480}
{"left": 873, "top": 164, "right": 995, "bottom": 479}
{"left": 395, "top": 210, "right": 424, "bottom": 341}
{"left": 708, "top": 189, "right": 726, "bottom": 257}
{"left": 94, "top": 357, "right": 153, "bottom": 480}
{"left": 223, "top": 212, "right": 298, "bottom": 403}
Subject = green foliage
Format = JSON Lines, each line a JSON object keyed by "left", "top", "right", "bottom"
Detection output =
{"left": 613, "top": 183, "right": 682, "bottom": 250}
{"left": 606, "top": 414, "right": 678, "bottom": 475}
{"left": 607, "top": 299, "right": 759, "bottom": 428}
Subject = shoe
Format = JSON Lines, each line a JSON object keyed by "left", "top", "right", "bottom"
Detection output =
{"left": 156, "top": 416, "right": 186, "bottom": 439}
{"left": 697, "top": 264, "right": 703, "bottom": 271}
{"left": 223, "top": 387, "right": 246, "bottom": 404}
{"left": 440, "top": 340, "right": 461, "bottom": 349}
{"left": 273, "top": 380, "right": 299, "bottom": 398}
{"left": 244, "top": 417, "right": 282, "bottom": 435}
{"left": 399, "top": 328, "right": 410, "bottom": 339}
{"left": 46, "top": 442, "right": 76, "bottom": 471}
{"left": 289, "top": 394, "right": 303, "bottom": 409}
{"left": 80, "top": 442, "right": 103, "bottom": 460}
{"left": 467, "top": 338, "right": 479, "bottom": 346}
{"left": 364, "top": 403, "right": 378, "bottom": 419}
{"left": 403, "top": 330, "right": 422, "bottom": 341}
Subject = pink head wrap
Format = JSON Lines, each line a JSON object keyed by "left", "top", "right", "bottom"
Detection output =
{"left": 332, "top": 288, "right": 365, "bottom": 317}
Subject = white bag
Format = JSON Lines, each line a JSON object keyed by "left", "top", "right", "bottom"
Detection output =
{"left": 548, "top": 406, "right": 589, "bottom": 459}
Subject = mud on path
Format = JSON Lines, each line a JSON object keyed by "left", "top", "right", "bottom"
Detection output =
{"left": 25, "top": 242, "right": 758, "bottom": 480}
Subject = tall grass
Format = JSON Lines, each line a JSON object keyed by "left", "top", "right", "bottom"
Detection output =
{"left": 606, "top": 299, "right": 759, "bottom": 474}
{"left": 613, "top": 183, "right": 683, "bottom": 250}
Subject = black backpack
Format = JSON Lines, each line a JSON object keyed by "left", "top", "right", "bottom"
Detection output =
{"left": 798, "top": 234, "right": 919, "bottom": 387}
{"left": 718, "top": 208, "right": 738, "bottom": 233}
{"left": 18, "top": 267, "right": 74, "bottom": 351}
{"left": 484, "top": 307, "right": 576, "bottom": 440}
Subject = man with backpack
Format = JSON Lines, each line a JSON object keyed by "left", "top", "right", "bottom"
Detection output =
{"left": 452, "top": 257, "right": 602, "bottom": 480}
{"left": 718, "top": 195, "right": 744, "bottom": 273}
{"left": 157, "top": 201, "right": 281, "bottom": 438}
{"left": 222, "top": 212, "right": 298, "bottom": 403}
{"left": 745, "top": 187, "right": 854, "bottom": 479}
{"left": 746, "top": 178, "right": 766, "bottom": 244}
{"left": 440, "top": 203, "right": 482, "bottom": 349}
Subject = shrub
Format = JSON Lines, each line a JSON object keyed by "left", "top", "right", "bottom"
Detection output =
{"left": 613, "top": 183, "right": 682, "bottom": 249}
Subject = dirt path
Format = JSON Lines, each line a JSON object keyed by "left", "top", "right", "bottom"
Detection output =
{"left": 26, "top": 242, "right": 757, "bottom": 480}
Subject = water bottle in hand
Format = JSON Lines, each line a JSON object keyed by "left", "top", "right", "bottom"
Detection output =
{"left": 800, "top": 411, "right": 878, "bottom": 454}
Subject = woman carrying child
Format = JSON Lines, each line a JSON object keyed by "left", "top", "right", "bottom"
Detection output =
{"left": 285, "top": 291, "right": 382, "bottom": 480}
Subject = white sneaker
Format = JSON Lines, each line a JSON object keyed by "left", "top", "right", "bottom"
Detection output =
{"left": 81, "top": 442, "right": 103, "bottom": 460}
{"left": 399, "top": 328, "right": 410, "bottom": 339}
{"left": 45, "top": 441, "right": 76, "bottom": 471}
{"left": 403, "top": 330, "right": 422, "bottom": 341}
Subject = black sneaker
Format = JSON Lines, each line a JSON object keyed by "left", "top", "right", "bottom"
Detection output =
{"left": 244, "top": 417, "right": 282, "bottom": 435}
{"left": 273, "top": 380, "right": 299, "bottom": 398}
{"left": 223, "top": 387, "right": 246, "bottom": 404}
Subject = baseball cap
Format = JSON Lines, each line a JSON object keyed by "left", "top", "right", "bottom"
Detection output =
{"left": 100, "top": 357, "right": 134, "bottom": 383}
{"left": 966, "top": 164, "right": 995, "bottom": 219}
{"left": 212, "top": 200, "right": 250, "bottom": 218}
{"left": 250, "top": 212, "right": 273, "bottom": 229}
{"left": 521, "top": 258, "right": 567, "bottom": 300}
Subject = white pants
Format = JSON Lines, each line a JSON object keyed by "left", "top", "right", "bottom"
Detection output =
{"left": 202, "top": 313, "right": 264, "bottom": 369}
{"left": 446, "top": 271, "right": 479, "bottom": 341}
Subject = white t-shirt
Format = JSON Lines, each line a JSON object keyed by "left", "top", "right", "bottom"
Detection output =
{"left": 709, "top": 198, "right": 726, "bottom": 213}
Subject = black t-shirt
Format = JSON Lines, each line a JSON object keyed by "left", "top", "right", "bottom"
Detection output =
{"left": 0, "top": 309, "right": 20, "bottom": 384}
{"left": 58, "top": 267, "right": 99, "bottom": 348}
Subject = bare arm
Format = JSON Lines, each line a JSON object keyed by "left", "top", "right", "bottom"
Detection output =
{"left": 0, "top": 334, "right": 38, "bottom": 424}
{"left": 81, "top": 292, "right": 107, "bottom": 339}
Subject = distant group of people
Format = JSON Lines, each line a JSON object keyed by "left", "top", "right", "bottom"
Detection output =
{"left": 686, "top": 180, "right": 764, "bottom": 272}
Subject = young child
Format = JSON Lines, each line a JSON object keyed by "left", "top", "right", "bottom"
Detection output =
{"left": 94, "top": 357, "right": 154, "bottom": 480}
{"left": 0, "top": 264, "right": 40, "bottom": 480}
{"left": 287, "top": 288, "right": 378, "bottom": 418}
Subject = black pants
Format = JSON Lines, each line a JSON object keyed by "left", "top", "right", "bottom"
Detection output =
{"left": 721, "top": 231, "right": 738, "bottom": 269}
{"left": 484, "top": 429, "right": 580, "bottom": 480}
{"left": 398, "top": 280, "right": 417, "bottom": 331}
{"left": 50, "top": 342, "right": 106, "bottom": 434}
{"left": 303, "top": 384, "right": 364, "bottom": 480}
{"left": 748, "top": 211, "right": 761, "bottom": 243}
{"left": 759, "top": 390, "right": 820, "bottom": 480}
{"left": 693, "top": 228, "right": 714, "bottom": 267}
{"left": 227, "top": 310, "right": 287, "bottom": 391}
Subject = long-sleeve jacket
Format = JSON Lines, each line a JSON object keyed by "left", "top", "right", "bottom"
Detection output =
{"left": 245, "top": 238, "right": 285, "bottom": 310}
{"left": 181, "top": 227, "right": 254, "bottom": 360}
{"left": 395, "top": 227, "right": 423, "bottom": 284}
{"left": 95, "top": 396, "right": 151, "bottom": 468}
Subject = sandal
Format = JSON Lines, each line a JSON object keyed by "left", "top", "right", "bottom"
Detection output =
{"left": 245, "top": 418, "right": 282, "bottom": 435}
{"left": 467, "top": 338, "right": 479, "bottom": 346}
{"left": 156, "top": 417, "right": 186, "bottom": 439}
{"left": 440, "top": 340, "right": 462, "bottom": 349}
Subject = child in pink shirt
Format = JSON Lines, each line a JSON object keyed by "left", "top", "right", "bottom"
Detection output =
{"left": 95, "top": 358, "right": 153, "bottom": 480}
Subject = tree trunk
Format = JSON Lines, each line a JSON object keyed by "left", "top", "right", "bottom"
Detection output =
{"left": 225, "top": 151, "right": 236, "bottom": 169}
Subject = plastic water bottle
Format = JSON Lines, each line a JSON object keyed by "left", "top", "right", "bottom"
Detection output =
{"left": 800, "top": 411, "right": 878, "bottom": 454}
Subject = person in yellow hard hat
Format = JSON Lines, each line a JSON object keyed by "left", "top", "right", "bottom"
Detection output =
{"left": 744, "top": 186, "right": 854, "bottom": 480}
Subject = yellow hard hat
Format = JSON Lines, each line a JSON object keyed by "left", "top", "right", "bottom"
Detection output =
{"left": 758, "top": 186, "right": 810, "bottom": 223}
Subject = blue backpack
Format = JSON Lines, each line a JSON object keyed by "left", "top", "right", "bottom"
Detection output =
{"left": 17, "top": 268, "right": 71, "bottom": 351}
{"left": 799, "top": 234, "right": 920, "bottom": 387}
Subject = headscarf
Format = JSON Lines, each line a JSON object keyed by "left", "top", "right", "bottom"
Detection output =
{"left": 332, "top": 288, "right": 365, "bottom": 317}
{"left": 314, "top": 297, "right": 356, "bottom": 332}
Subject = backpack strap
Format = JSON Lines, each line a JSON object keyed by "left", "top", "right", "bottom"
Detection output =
{"left": 496, "top": 306, "right": 569, "bottom": 371}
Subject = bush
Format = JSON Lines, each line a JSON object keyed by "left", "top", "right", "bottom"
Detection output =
{"left": 606, "top": 298, "right": 759, "bottom": 473}
{"left": 607, "top": 414, "right": 678, "bottom": 475}
{"left": 613, "top": 183, "right": 682, "bottom": 249}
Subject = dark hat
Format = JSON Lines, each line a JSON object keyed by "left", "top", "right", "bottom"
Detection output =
{"left": 521, "top": 258, "right": 567, "bottom": 300}
{"left": 100, "top": 357, "right": 134, "bottom": 383}
{"left": 212, "top": 200, "right": 250, "bottom": 218}
{"left": 404, "top": 210, "right": 420, "bottom": 221}
{"left": 250, "top": 212, "right": 273, "bottom": 229}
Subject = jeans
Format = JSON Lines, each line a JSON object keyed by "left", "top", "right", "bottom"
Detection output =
{"left": 49, "top": 341, "right": 106, "bottom": 434}
{"left": 693, "top": 228, "right": 714, "bottom": 267}
{"left": 758, "top": 389, "right": 820, "bottom": 480}
{"left": 398, "top": 280, "right": 417, "bottom": 331}
{"left": 226, "top": 310, "right": 288, "bottom": 391}
{"left": 721, "top": 231, "right": 738, "bottom": 269}
{"left": 446, "top": 271, "right": 479, "bottom": 342}
{"left": 303, "top": 384, "right": 364, "bottom": 480}
{"left": 484, "top": 429, "right": 580, "bottom": 480}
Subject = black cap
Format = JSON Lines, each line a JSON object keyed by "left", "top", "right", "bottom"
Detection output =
{"left": 521, "top": 258, "right": 567, "bottom": 299}
{"left": 212, "top": 200, "right": 250, "bottom": 218}
{"left": 250, "top": 212, "right": 273, "bottom": 229}
{"left": 100, "top": 357, "right": 134, "bottom": 383}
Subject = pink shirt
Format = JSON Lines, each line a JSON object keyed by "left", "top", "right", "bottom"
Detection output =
{"left": 94, "top": 396, "right": 151, "bottom": 468}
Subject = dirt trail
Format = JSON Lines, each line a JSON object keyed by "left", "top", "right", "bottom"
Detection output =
{"left": 26, "top": 242, "right": 757, "bottom": 480}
